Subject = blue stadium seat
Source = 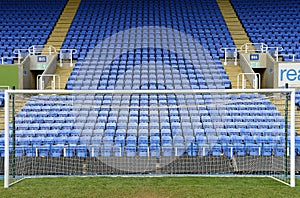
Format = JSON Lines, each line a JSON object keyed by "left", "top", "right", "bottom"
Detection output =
{"left": 161, "top": 144, "right": 173, "bottom": 157}
{"left": 274, "top": 144, "right": 285, "bottom": 157}
{"left": 150, "top": 136, "right": 160, "bottom": 145}
{"left": 212, "top": 144, "right": 222, "bottom": 156}
{"left": 126, "top": 136, "right": 137, "bottom": 145}
{"left": 173, "top": 136, "right": 184, "bottom": 145}
{"left": 50, "top": 145, "right": 63, "bottom": 157}
{"left": 115, "top": 136, "right": 125, "bottom": 145}
{"left": 174, "top": 144, "right": 185, "bottom": 156}
{"left": 150, "top": 144, "right": 160, "bottom": 157}
{"left": 222, "top": 144, "right": 233, "bottom": 157}
{"left": 0, "top": 146, "right": 4, "bottom": 157}
{"left": 262, "top": 144, "right": 273, "bottom": 156}
{"left": 54, "top": 136, "right": 67, "bottom": 145}
{"left": 65, "top": 145, "right": 76, "bottom": 157}
{"left": 89, "top": 146, "right": 100, "bottom": 157}
{"left": 138, "top": 144, "right": 149, "bottom": 157}
{"left": 25, "top": 146, "right": 37, "bottom": 157}
{"left": 246, "top": 143, "right": 260, "bottom": 156}
{"left": 103, "top": 136, "right": 114, "bottom": 145}
{"left": 76, "top": 145, "right": 88, "bottom": 158}
{"left": 113, "top": 144, "right": 124, "bottom": 157}
{"left": 15, "top": 147, "right": 25, "bottom": 157}
{"left": 101, "top": 144, "right": 112, "bottom": 157}
{"left": 138, "top": 136, "right": 148, "bottom": 145}
{"left": 234, "top": 143, "right": 246, "bottom": 156}
{"left": 125, "top": 144, "right": 136, "bottom": 157}
{"left": 187, "top": 143, "right": 198, "bottom": 156}
{"left": 79, "top": 136, "right": 91, "bottom": 145}
{"left": 39, "top": 146, "right": 50, "bottom": 157}
{"left": 91, "top": 136, "right": 102, "bottom": 145}
{"left": 31, "top": 137, "right": 43, "bottom": 146}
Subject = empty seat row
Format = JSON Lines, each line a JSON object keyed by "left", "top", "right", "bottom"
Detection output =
{"left": 1, "top": 131, "right": 290, "bottom": 147}
{"left": 0, "top": 0, "right": 67, "bottom": 58}
{"left": 231, "top": 0, "right": 300, "bottom": 56}
{"left": 62, "top": 0, "right": 233, "bottom": 89}
{"left": 0, "top": 142, "right": 291, "bottom": 158}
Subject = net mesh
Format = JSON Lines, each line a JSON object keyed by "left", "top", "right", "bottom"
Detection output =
{"left": 2, "top": 90, "right": 294, "bottom": 186}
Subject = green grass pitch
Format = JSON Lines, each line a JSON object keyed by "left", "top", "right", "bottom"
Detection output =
{"left": 0, "top": 177, "right": 299, "bottom": 198}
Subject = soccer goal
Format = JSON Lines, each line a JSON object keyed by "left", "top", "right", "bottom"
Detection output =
{"left": 3, "top": 89, "right": 296, "bottom": 187}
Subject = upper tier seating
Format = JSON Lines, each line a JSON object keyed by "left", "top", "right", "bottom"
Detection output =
{"left": 62, "top": 0, "right": 234, "bottom": 90}
{"left": 67, "top": 47, "right": 230, "bottom": 90}
{"left": 0, "top": 0, "right": 67, "bottom": 63}
{"left": 231, "top": 0, "right": 300, "bottom": 59}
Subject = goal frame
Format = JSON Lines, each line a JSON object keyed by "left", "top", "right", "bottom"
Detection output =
{"left": 3, "top": 88, "right": 296, "bottom": 188}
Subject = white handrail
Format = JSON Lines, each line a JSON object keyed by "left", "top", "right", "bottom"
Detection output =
{"left": 59, "top": 49, "right": 78, "bottom": 67}
{"left": 12, "top": 45, "right": 57, "bottom": 64}
{"left": 220, "top": 47, "right": 238, "bottom": 66}
{"left": 262, "top": 46, "right": 284, "bottom": 62}
{"left": 240, "top": 43, "right": 268, "bottom": 53}
{"left": 13, "top": 48, "right": 30, "bottom": 64}
{"left": 37, "top": 74, "right": 60, "bottom": 90}
{"left": 48, "top": 45, "right": 57, "bottom": 55}
{"left": 237, "top": 73, "right": 261, "bottom": 89}
{"left": 282, "top": 54, "right": 298, "bottom": 62}
{"left": 0, "top": 56, "right": 16, "bottom": 64}
{"left": 29, "top": 45, "right": 57, "bottom": 55}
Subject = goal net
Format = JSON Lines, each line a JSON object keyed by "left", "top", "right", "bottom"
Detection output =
{"left": 2, "top": 89, "right": 295, "bottom": 187}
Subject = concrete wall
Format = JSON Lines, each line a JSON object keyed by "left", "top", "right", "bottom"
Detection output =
{"left": 264, "top": 53, "right": 277, "bottom": 88}
{"left": 20, "top": 54, "right": 57, "bottom": 89}
{"left": 240, "top": 53, "right": 279, "bottom": 88}
{"left": 39, "top": 55, "right": 57, "bottom": 89}
{"left": 20, "top": 56, "right": 31, "bottom": 89}
{"left": 242, "top": 53, "right": 267, "bottom": 68}
{"left": 239, "top": 54, "right": 256, "bottom": 88}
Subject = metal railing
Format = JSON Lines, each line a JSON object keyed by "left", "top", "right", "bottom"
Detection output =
{"left": 13, "top": 49, "right": 31, "bottom": 64}
{"left": 59, "top": 49, "right": 77, "bottom": 67}
{"left": 0, "top": 57, "right": 16, "bottom": 65}
{"left": 281, "top": 54, "right": 300, "bottom": 62}
{"left": 12, "top": 45, "right": 57, "bottom": 64}
{"left": 220, "top": 47, "right": 238, "bottom": 66}
{"left": 37, "top": 74, "right": 60, "bottom": 90}
{"left": 28, "top": 45, "right": 57, "bottom": 55}
{"left": 240, "top": 43, "right": 268, "bottom": 53}
{"left": 261, "top": 46, "right": 284, "bottom": 62}
{"left": 237, "top": 73, "right": 261, "bottom": 89}
{"left": 221, "top": 43, "right": 292, "bottom": 65}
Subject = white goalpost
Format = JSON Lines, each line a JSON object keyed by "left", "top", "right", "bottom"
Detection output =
{"left": 3, "top": 89, "right": 296, "bottom": 188}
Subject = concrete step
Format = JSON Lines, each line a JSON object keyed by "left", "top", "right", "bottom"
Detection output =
{"left": 45, "top": 64, "right": 74, "bottom": 90}
{"left": 43, "top": 0, "right": 81, "bottom": 52}
{"left": 217, "top": 0, "right": 254, "bottom": 51}
{"left": 223, "top": 64, "right": 252, "bottom": 89}
{"left": 53, "top": 23, "right": 71, "bottom": 28}
{"left": 0, "top": 99, "right": 27, "bottom": 132}
{"left": 270, "top": 99, "right": 300, "bottom": 135}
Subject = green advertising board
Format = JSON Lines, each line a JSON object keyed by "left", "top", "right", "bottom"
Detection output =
{"left": 0, "top": 64, "right": 19, "bottom": 88}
